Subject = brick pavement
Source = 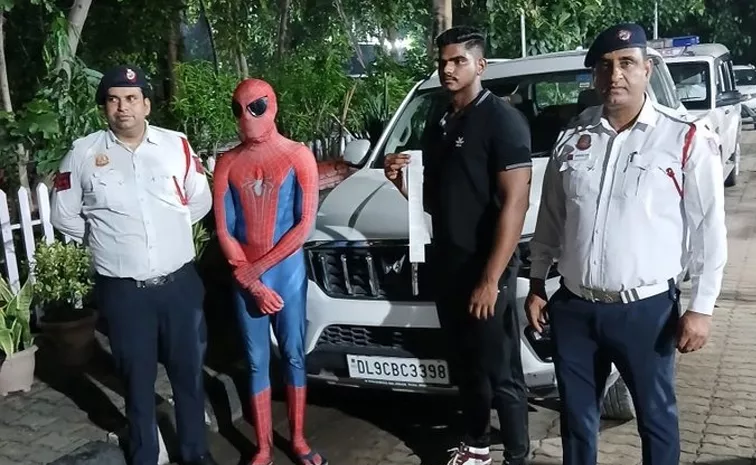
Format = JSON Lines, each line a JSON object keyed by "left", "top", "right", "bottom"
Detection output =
{"left": 0, "top": 339, "right": 175, "bottom": 465}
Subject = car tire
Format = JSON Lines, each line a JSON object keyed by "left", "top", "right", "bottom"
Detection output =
{"left": 601, "top": 377, "right": 636, "bottom": 421}
{"left": 725, "top": 147, "right": 739, "bottom": 187}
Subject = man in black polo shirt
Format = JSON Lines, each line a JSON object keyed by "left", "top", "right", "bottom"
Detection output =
{"left": 384, "top": 26, "right": 532, "bottom": 465}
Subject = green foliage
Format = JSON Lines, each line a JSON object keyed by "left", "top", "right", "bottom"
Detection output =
{"left": 172, "top": 61, "right": 239, "bottom": 154}
{"left": 32, "top": 241, "right": 94, "bottom": 316}
{"left": 0, "top": 11, "right": 104, "bottom": 180}
{"left": 0, "top": 277, "right": 34, "bottom": 357}
{"left": 193, "top": 222, "right": 211, "bottom": 259}
{"left": 258, "top": 41, "right": 354, "bottom": 143}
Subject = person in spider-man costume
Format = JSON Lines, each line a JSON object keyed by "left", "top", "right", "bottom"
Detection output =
{"left": 212, "top": 78, "right": 326, "bottom": 465}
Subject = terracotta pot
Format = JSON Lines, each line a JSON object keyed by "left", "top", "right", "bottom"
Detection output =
{"left": 40, "top": 309, "right": 98, "bottom": 367}
{"left": 0, "top": 345, "right": 38, "bottom": 396}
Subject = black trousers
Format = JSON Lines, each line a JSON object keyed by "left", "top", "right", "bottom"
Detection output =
{"left": 95, "top": 262, "right": 209, "bottom": 465}
{"left": 434, "top": 252, "right": 529, "bottom": 459}
{"left": 550, "top": 284, "right": 680, "bottom": 465}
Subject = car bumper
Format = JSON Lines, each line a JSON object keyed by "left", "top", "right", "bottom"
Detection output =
{"left": 271, "top": 275, "right": 570, "bottom": 397}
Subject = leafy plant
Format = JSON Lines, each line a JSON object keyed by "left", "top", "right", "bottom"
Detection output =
{"left": 0, "top": 277, "right": 34, "bottom": 358}
{"left": 172, "top": 61, "right": 240, "bottom": 156}
{"left": 193, "top": 222, "right": 211, "bottom": 260}
{"left": 32, "top": 241, "right": 94, "bottom": 321}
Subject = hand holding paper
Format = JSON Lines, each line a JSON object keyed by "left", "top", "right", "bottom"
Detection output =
{"left": 403, "top": 150, "right": 432, "bottom": 263}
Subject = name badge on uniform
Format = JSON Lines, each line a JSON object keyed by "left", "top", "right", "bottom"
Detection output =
{"left": 95, "top": 153, "right": 110, "bottom": 167}
{"left": 566, "top": 152, "right": 590, "bottom": 161}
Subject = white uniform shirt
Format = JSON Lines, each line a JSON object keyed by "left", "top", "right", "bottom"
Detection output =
{"left": 50, "top": 123, "right": 212, "bottom": 280}
{"left": 529, "top": 97, "right": 727, "bottom": 315}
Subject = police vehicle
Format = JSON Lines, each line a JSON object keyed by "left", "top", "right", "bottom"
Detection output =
{"left": 651, "top": 36, "right": 742, "bottom": 186}
{"left": 733, "top": 64, "right": 756, "bottom": 129}
{"left": 284, "top": 46, "right": 687, "bottom": 421}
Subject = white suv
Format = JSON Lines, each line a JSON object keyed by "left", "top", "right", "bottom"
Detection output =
{"left": 282, "top": 46, "right": 686, "bottom": 420}
{"left": 734, "top": 64, "right": 756, "bottom": 129}
{"left": 653, "top": 36, "right": 742, "bottom": 186}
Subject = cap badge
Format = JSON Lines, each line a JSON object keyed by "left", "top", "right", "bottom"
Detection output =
{"left": 95, "top": 153, "right": 110, "bottom": 167}
{"left": 125, "top": 68, "right": 136, "bottom": 82}
{"left": 576, "top": 134, "right": 592, "bottom": 151}
{"left": 617, "top": 29, "right": 632, "bottom": 41}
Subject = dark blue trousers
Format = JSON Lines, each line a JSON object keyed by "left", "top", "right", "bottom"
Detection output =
{"left": 549, "top": 285, "right": 680, "bottom": 465}
{"left": 95, "top": 262, "right": 209, "bottom": 465}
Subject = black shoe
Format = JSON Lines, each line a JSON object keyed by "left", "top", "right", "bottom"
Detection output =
{"left": 184, "top": 454, "right": 219, "bottom": 465}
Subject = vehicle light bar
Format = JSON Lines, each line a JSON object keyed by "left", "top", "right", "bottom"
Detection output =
{"left": 648, "top": 35, "right": 700, "bottom": 50}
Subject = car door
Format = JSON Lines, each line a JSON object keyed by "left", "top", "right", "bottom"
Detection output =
{"left": 715, "top": 57, "right": 741, "bottom": 161}
{"left": 649, "top": 56, "right": 685, "bottom": 113}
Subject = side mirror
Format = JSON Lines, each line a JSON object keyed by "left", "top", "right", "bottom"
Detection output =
{"left": 342, "top": 139, "right": 371, "bottom": 166}
{"left": 716, "top": 90, "right": 742, "bottom": 108}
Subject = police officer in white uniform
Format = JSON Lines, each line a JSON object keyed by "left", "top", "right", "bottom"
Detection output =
{"left": 525, "top": 24, "right": 727, "bottom": 465}
{"left": 50, "top": 66, "right": 218, "bottom": 465}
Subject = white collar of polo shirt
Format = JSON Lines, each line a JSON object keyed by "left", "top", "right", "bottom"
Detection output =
{"left": 105, "top": 120, "right": 161, "bottom": 150}
{"left": 597, "top": 93, "right": 658, "bottom": 134}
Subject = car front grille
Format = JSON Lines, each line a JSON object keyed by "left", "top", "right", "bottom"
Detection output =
{"left": 304, "top": 239, "right": 558, "bottom": 301}
{"left": 305, "top": 241, "right": 434, "bottom": 301}
{"left": 315, "top": 324, "right": 447, "bottom": 357}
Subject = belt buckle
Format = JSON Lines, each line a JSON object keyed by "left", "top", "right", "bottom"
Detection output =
{"left": 137, "top": 275, "right": 167, "bottom": 288}
{"left": 581, "top": 286, "right": 617, "bottom": 303}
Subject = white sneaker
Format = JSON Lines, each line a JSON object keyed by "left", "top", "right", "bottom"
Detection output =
{"left": 445, "top": 443, "right": 492, "bottom": 465}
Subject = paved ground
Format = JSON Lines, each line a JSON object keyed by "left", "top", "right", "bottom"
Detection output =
{"left": 1, "top": 131, "right": 756, "bottom": 465}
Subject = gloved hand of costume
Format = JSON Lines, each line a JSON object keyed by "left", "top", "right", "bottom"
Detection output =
{"left": 249, "top": 283, "right": 284, "bottom": 314}
{"left": 234, "top": 265, "right": 284, "bottom": 314}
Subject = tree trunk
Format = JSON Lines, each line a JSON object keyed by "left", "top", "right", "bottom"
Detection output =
{"left": 276, "top": 0, "right": 290, "bottom": 60}
{"left": 431, "top": 0, "right": 452, "bottom": 48}
{"left": 334, "top": 0, "right": 366, "bottom": 71}
{"left": 56, "top": 0, "right": 94, "bottom": 75}
{"left": 0, "top": 12, "right": 12, "bottom": 113}
{"left": 0, "top": 12, "right": 30, "bottom": 191}
{"left": 238, "top": 46, "right": 248, "bottom": 78}
{"left": 385, "top": 25, "right": 399, "bottom": 60}
{"left": 166, "top": 13, "right": 180, "bottom": 103}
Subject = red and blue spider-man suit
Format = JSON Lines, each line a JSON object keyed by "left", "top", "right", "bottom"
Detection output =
{"left": 212, "top": 78, "right": 326, "bottom": 465}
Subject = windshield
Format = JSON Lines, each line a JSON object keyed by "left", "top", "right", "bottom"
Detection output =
{"left": 371, "top": 69, "right": 598, "bottom": 168}
{"left": 667, "top": 62, "right": 711, "bottom": 111}
{"left": 734, "top": 68, "right": 756, "bottom": 87}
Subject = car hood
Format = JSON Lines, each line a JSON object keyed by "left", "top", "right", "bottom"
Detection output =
{"left": 308, "top": 159, "right": 547, "bottom": 243}
{"left": 738, "top": 85, "right": 756, "bottom": 96}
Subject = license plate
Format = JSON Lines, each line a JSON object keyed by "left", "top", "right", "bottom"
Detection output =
{"left": 346, "top": 355, "right": 450, "bottom": 386}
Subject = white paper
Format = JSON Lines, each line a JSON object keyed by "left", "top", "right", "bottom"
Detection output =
{"left": 404, "top": 150, "right": 431, "bottom": 263}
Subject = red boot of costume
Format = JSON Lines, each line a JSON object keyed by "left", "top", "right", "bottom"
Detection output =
{"left": 249, "top": 388, "right": 274, "bottom": 465}
{"left": 287, "top": 385, "right": 328, "bottom": 465}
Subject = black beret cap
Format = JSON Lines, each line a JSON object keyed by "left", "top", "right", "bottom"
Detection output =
{"left": 95, "top": 65, "right": 151, "bottom": 105}
{"left": 584, "top": 23, "right": 647, "bottom": 68}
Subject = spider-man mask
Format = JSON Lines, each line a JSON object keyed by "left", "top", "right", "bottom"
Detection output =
{"left": 232, "top": 78, "right": 278, "bottom": 143}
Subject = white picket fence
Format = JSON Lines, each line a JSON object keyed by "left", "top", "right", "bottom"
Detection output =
{"left": 0, "top": 183, "right": 59, "bottom": 292}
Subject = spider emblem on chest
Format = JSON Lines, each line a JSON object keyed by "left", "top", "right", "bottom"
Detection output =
{"left": 240, "top": 167, "right": 275, "bottom": 198}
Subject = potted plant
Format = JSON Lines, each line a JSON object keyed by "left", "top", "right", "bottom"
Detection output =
{"left": 33, "top": 240, "right": 96, "bottom": 367}
{"left": 0, "top": 276, "right": 36, "bottom": 396}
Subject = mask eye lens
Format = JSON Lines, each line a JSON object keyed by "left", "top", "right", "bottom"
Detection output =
{"left": 232, "top": 100, "right": 243, "bottom": 119}
{"left": 246, "top": 96, "right": 268, "bottom": 117}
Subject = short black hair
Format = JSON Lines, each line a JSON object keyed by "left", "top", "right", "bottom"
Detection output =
{"left": 435, "top": 26, "right": 486, "bottom": 56}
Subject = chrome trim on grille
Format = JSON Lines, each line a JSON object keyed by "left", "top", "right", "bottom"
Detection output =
{"left": 365, "top": 253, "right": 379, "bottom": 296}
{"left": 340, "top": 254, "right": 352, "bottom": 295}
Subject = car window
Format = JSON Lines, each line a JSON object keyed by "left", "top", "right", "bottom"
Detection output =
{"left": 371, "top": 69, "right": 599, "bottom": 168}
{"left": 649, "top": 57, "right": 681, "bottom": 109}
{"left": 719, "top": 59, "right": 736, "bottom": 93}
{"left": 734, "top": 68, "right": 756, "bottom": 86}
{"left": 667, "top": 61, "right": 711, "bottom": 111}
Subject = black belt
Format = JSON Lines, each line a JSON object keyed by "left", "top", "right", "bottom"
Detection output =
{"left": 101, "top": 262, "right": 192, "bottom": 289}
